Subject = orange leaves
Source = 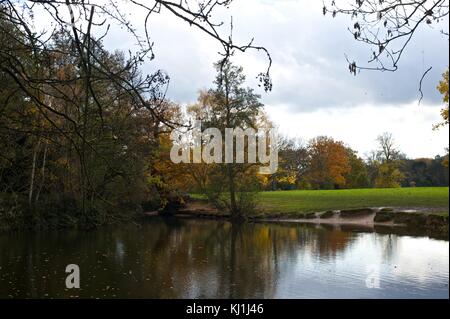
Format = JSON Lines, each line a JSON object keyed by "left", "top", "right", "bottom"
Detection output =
{"left": 306, "top": 136, "right": 351, "bottom": 189}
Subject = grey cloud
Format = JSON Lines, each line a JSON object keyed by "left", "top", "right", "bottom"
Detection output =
{"left": 234, "top": 2, "right": 449, "bottom": 112}
{"left": 102, "top": 0, "right": 449, "bottom": 112}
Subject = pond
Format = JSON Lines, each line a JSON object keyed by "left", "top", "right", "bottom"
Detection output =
{"left": 0, "top": 218, "right": 448, "bottom": 298}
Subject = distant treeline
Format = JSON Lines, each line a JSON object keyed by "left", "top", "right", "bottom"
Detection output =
{"left": 230, "top": 133, "right": 450, "bottom": 192}
{"left": 401, "top": 157, "right": 449, "bottom": 187}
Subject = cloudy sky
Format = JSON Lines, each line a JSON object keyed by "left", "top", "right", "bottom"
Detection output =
{"left": 100, "top": 0, "right": 449, "bottom": 158}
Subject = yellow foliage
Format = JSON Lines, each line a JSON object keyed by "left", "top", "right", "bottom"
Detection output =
{"left": 434, "top": 69, "right": 449, "bottom": 130}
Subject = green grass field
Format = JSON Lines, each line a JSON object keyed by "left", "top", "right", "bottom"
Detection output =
{"left": 256, "top": 187, "right": 449, "bottom": 214}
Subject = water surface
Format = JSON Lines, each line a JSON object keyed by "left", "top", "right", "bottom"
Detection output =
{"left": 0, "top": 218, "right": 448, "bottom": 298}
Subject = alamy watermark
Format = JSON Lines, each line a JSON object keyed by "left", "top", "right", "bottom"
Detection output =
{"left": 170, "top": 121, "right": 279, "bottom": 174}
{"left": 65, "top": 264, "right": 80, "bottom": 289}
{"left": 365, "top": 265, "right": 381, "bottom": 289}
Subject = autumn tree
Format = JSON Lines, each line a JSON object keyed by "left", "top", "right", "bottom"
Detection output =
{"left": 187, "top": 62, "right": 267, "bottom": 220}
{"left": 434, "top": 69, "right": 449, "bottom": 129}
{"left": 344, "top": 149, "right": 370, "bottom": 188}
{"left": 306, "top": 136, "right": 351, "bottom": 189}
{"left": 147, "top": 101, "right": 193, "bottom": 214}
{"left": 0, "top": 12, "right": 36, "bottom": 196}
{"left": 0, "top": 18, "right": 179, "bottom": 227}
{"left": 375, "top": 163, "right": 405, "bottom": 188}
{"left": 434, "top": 68, "right": 449, "bottom": 167}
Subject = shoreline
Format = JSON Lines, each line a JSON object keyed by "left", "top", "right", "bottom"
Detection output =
{"left": 153, "top": 201, "right": 449, "bottom": 239}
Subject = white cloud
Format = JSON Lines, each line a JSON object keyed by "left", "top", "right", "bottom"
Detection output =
{"left": 267, "top": 102, "right": 449, "bottom": 158}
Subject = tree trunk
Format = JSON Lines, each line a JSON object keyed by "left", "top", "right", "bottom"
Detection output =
{"left": 28, "top": 140, "right": 41, "bottom": 205}
{"left": 35, "top": 142, "right": 48, "bottom": 203}
{"left": 223, "top": 69, "right": 241, "bottom": 221}
{"left": 227, "top": 163, "right": 240, "bottom": 220}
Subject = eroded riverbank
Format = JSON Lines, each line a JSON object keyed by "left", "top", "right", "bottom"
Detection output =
{"left": 158, "top": 200, "right": 449, "bottom": 239}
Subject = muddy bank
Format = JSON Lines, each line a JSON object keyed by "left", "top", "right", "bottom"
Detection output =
{"left": 147, "top": 202, "right": 449, "bottom": 239}
{"left": 265, "top": 208, "right": 449, "bottom": 240}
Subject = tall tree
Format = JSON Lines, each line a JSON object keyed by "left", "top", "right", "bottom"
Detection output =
{"left": 376, "top": 132, "right": 401, "bottom": 163}
{"left": 188, "top": 62, "right": 266, "bottom": 220}
{"left": 373, "top": 132, "right": 405, "bottom": 188}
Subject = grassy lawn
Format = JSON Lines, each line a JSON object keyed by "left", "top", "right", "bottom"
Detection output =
{"left": 256, "top": 187, "right": 449, "bottom": 214}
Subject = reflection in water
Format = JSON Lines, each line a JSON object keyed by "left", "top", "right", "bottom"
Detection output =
{"left": 0, "top": 218, "right": 448, "bottom": 298}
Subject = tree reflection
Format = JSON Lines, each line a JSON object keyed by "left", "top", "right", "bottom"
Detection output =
{"left": 0, "top": 219, "right": 445, "bottom": 298}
